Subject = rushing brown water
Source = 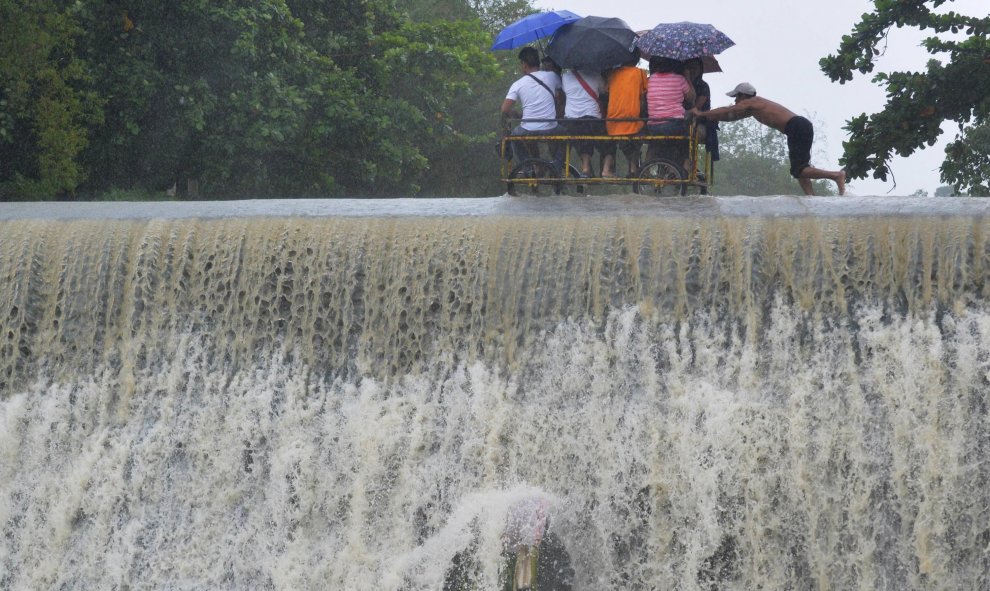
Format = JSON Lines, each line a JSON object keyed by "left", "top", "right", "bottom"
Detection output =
{"left": 1, "top": 197, "right": 989, "bottom": 589}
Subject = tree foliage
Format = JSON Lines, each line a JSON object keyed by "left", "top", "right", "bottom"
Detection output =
{"left": 1, "top": 0, "right": 523, "bottom": 198}
{"left": 0, "top": 0, "right": 101, "bottom": 198}
{"left": 934, "top": 184, "right": 962, "bottom": 196}
{"left": 395, "top": 0, "right": 535, "bottom": 196}
{"left": 942, "top": 116, "right": 990, "bottom": 194}
{"left": 466, "top": 0, "right": 533, "bottom": 35}
{"left": 820, "top": 0, "right": 990, "bottom": 194}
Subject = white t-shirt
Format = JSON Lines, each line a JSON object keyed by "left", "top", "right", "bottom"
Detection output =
{"left": 562, "top": 70, "right": 604, "bottom": 119}
{"left": 505, "top": 71, "right": 562, "bottom": 131}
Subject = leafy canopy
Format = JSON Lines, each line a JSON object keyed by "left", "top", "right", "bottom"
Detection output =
{"left": 1, "top": 0, "right": 512, "bottom": 198}
{"left": 820, "top": 0, "right": 990, "bottom": 194}
{"left": 0, "top": 0, "right": 102, "bottom": 198}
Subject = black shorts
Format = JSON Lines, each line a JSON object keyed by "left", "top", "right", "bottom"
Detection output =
{"left": 562, "top": 116, "right": 605, "bottom": 157}
{"left": 784, "top": 116, "right": 813, "bottom": 178}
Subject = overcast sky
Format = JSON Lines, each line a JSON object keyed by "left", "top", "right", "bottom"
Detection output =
{"left": 532, "top": 0, "right": 985, "bottom": 196}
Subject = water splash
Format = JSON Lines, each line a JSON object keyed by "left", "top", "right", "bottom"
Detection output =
{"left": 2, "top": 208, "right": 989, "bottom": 589}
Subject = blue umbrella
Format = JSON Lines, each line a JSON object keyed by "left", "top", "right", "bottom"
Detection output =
{"left": 635, "top": 22, "right": 734, "bottom": 60}
{"left": 491, "top": 10, "right": 582, "bottom": 51}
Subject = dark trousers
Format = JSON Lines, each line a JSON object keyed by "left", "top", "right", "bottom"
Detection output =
{"left": 561, "top": 117, "right": 606, "bottom": 158}
{"left": 645, "top": 119, "right": 688, "bottom": 165}
{"left": 509, "top": 125, "right": 564, "bottom": 170}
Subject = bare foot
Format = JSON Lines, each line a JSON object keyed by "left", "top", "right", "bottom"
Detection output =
{"left": 835, "top": 170, "right": 846, "bottom": 195}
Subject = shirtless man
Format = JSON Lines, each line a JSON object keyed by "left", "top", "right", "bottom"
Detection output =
{"left": 691, "top": 82, "right": 846, "bottom": 195}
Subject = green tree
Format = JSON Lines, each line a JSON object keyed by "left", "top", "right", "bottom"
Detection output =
{"left": 712, "top": 118, "right": 835, "bottom": 196}
{"left": 466, "top": 0, "right": 533, "bottom": 34}
{"left": 68, "top": 0, "right": 503, "bottom": 197}
{"left": 934, "top": 184, "right": 963, "bottom": 196}
{"left": 397, "top": 0, "right": 531, "bottom": 36}
{"left": 74, "top": 1, "right": 396, "bottom": 196}
{"left": 0, "top": 0, "right": 533, "bottom": 198}
{"left": 942, "top": 117, "right": 990, "bottom": 194}
{"left": 393, "top": 0, "right": 536, "bottom": 196}
{"left": 0, "top": 0, "right": 101, "bottom": 199}
{"left": 820, "top": 1, "right": 990, "bottom": 195}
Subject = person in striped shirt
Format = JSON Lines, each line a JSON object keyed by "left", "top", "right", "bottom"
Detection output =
{"left": 644, "top": 57, "right": 695, "bottom": 172}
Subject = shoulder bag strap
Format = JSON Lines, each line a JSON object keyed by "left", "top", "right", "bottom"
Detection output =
{"left": 573, "top": 72, "right": 599, "bottom": 102}
{"left": 526, "top": 73, "right": 557, "bottom": 102}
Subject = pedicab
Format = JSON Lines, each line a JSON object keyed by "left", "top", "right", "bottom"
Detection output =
{"left": 496, "top": 15, "right": 720, "bottom": 196}
{"left": 499, "top": 117, "right": 714, "bottom": 196}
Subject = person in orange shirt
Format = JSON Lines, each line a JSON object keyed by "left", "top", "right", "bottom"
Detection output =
{"left": 601, "top": 53, "right": 647, "bottom": 178}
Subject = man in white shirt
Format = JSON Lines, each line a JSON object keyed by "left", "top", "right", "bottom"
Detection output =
{"left": 500, "top": 47, "right": 564, "bottom": 168}
{"left": 561, "top": 69, "right": 606, "bottom": 177}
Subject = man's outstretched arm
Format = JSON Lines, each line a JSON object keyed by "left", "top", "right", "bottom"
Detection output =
{"left": 693, "top": 102, "right": 752, "bottom": 122}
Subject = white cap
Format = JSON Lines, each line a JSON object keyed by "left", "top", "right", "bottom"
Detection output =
{"left": 726, "top": 82, "right": 757, "bottom": 97}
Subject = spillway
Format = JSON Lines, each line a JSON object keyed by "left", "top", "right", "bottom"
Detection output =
{"left": 2, "top": 196, "right": 988, "bottom": 589}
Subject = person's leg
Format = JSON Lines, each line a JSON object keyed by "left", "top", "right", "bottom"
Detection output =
{"left": 691, "top": 122, "right": 707, "bottom": 175}
{"left": 579, "top": 152, "right": 593, "bottom": 176}
{"left": 601, "top": 154, "right": 616, "bottom": 177}
{"left": 643, "top": 125, "right": 658, "bottom": 162}
{"left": 694, "top": 122, "right": 707, "bottom": 143}
{"left": 600, "top": 137, "right": 617, "bottom": 177}
{"left": 630, "top": 141, "right": 642, "bottom": 176}
{"left": 518, "top": 127, "right": 562, "bottom": 172}
{"left": 559, "top": 119, "right": 579, "bottom": 174}
{"left": 704, "top": 121, "right": 720, "bottom": 181}
{"left": 644, "top": 121, "right": 688, "bottom": 174}
{"left": 620, "top": 140, "right": 641, "bottom": 176}
{"left": 510, "top": 125, "right": 533, "bottom": 164}
{"left": 678, "top": 138, "right": 690, "bottom": 174}
{"left": 588, "top": 118, "right": 607, "bottom": 177}
{"left": 663, "top": 120, "right": 690, "bottom": 172}
{"left": 798, "top": 167, "right": 847, "bottom": 195}
{"left": 659, "top": 120, "right": 689, "bottom": 172}
{"left": 785, "top": 120, "right": 846, "bottom": 195}
{"left": 541, "top": 126, "right": 565, "bottom": 172}
{"left": 575, "top": 118, "right": 595, "bottom": 175}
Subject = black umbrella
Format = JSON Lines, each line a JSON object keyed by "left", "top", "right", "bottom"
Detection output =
{"left": 545, "top": 16, "right": 639, "bottom": 72}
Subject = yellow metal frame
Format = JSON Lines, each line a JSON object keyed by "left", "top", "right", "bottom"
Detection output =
{"left": 499, "top": 120, "right": 713, "bottom": 193}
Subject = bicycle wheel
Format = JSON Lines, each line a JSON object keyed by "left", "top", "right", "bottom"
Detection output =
{"left": 508, "top": 158, "right": 561, "bottom": 196}
{"left": 633, "top": 159, "right": 684, "bottom": 196}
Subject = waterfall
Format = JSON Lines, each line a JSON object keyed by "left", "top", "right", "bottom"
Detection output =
{"left": 2, "top": 197, "right": 989, "bottom": 590}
